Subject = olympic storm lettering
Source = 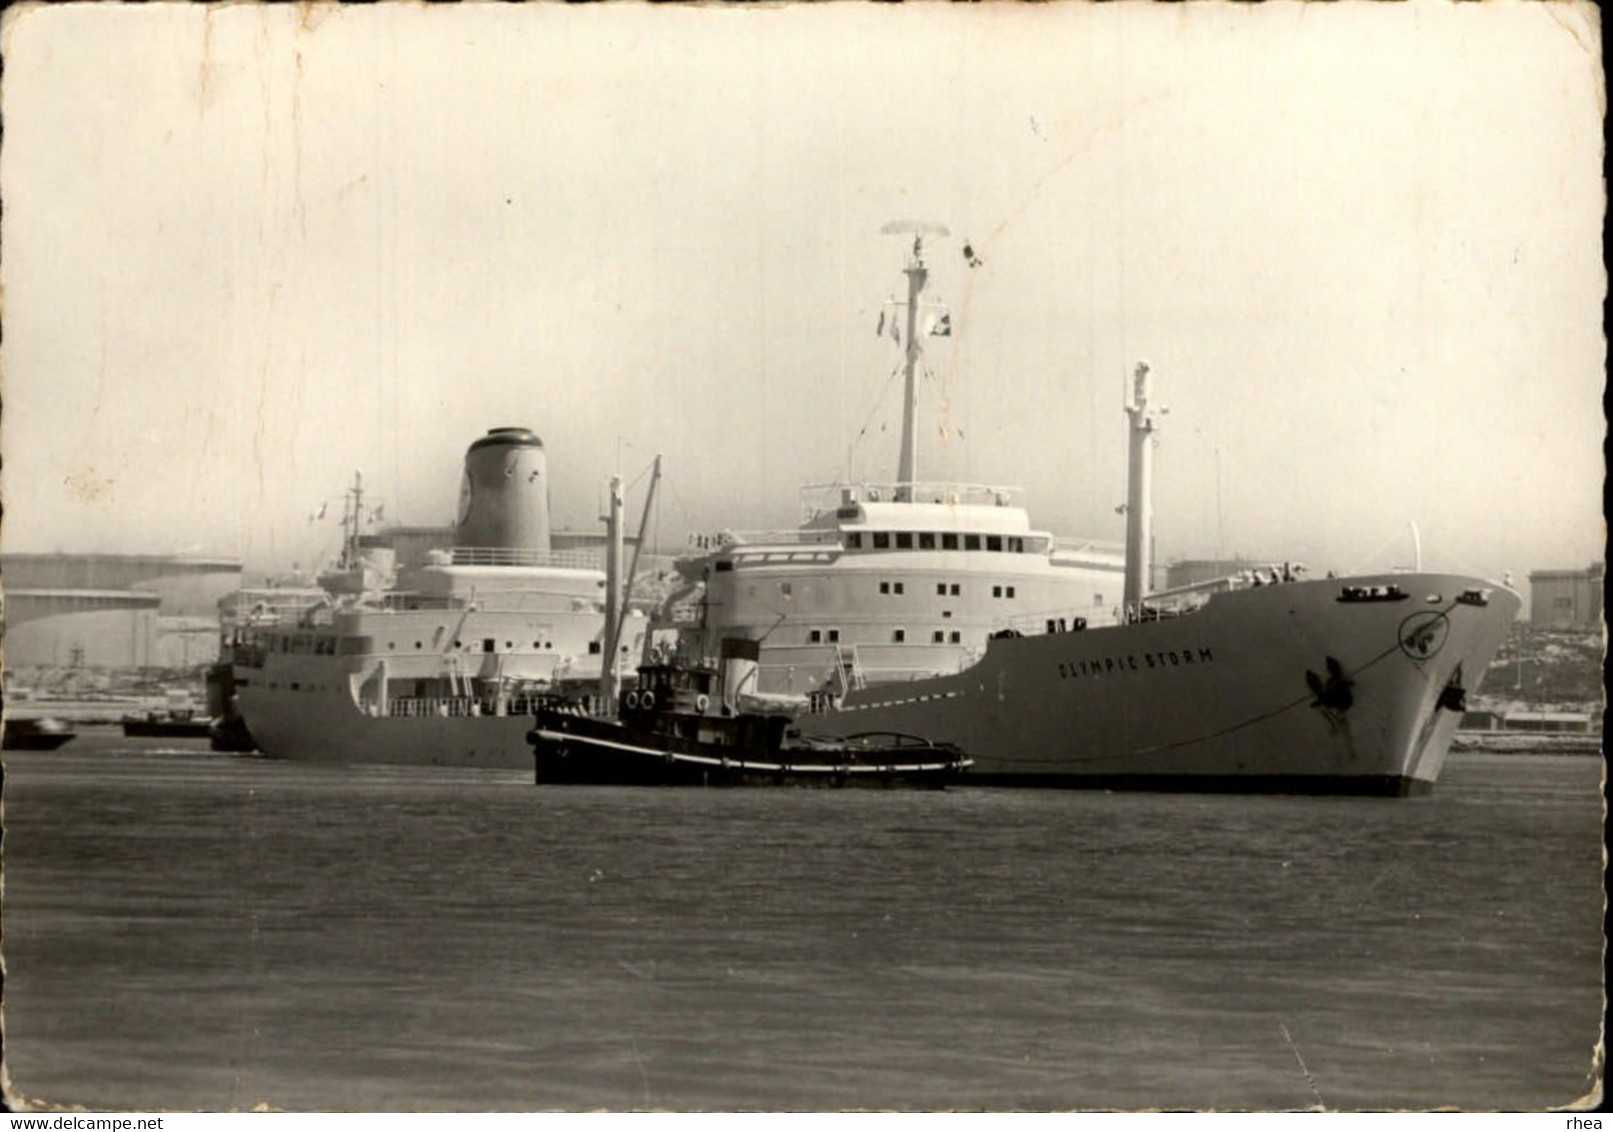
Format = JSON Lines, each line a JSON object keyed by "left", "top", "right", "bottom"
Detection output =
{"left": 1057, "top": 647, "right": 1215, "bottom": 680}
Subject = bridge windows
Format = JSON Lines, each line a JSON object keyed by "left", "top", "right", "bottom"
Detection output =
{"left": 824, "top": 529, "right": 1038, "bottom": 553}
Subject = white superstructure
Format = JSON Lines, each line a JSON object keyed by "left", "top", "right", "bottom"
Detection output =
{"left": 232, "top": 428, "right": 646, "bottom": 767}
{"left": 673, "top": 226, "right": 1124, "bottom": 694}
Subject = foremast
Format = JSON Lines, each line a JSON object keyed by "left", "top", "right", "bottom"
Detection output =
{"left": 338, "top": 472, "right": 366, "bottom": 571}
{"left": 881, "top": 220, "right": 950, "bottom": 503}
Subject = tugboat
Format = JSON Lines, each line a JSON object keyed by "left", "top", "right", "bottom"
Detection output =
{"left": 121, "top": 708, "right": 214, "bottom": 740}
{"left": 528, "top": 640, "right": 970, "bottom": 788}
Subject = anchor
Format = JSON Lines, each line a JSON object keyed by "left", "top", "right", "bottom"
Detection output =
{"left": 1436, "top": 664, "right": 1468, "bottom": 713}
{"left": 1305, "top": 655, "right": 1355, "bottom": 717}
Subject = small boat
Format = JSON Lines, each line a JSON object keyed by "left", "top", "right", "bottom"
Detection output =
{"left": 3, "top": 717, "right": 78, "bottom": 751}
{"left": 528, "top": 659, "right": 969, "bottom": 788}
{"left": 121, "top": 710, "right": 214, "bottom": 739}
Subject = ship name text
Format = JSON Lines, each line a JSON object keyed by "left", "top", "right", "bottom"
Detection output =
{"left": 1058, "top": 647, "right": 1215, "bottom": 680}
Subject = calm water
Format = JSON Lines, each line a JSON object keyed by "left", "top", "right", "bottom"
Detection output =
{"left": 1, "top": 733, "right": 1603, "bottom": 1112}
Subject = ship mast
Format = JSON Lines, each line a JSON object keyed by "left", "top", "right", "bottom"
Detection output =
{"left": 1123, "top": 361, "right": 1160, "bottom": 616}
{"left": 340, "top": 472, "right": 365, "bottom": 570}
{"left": 601, "top": 473, "right": 624, "bottom": 712}
{"left": 881, "top": 221, "right": 949, "bottom": 502}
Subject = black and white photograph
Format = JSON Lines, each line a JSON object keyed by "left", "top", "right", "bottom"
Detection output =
{"left": 0, "top": 0, "right": 1603, "bottom": 1113}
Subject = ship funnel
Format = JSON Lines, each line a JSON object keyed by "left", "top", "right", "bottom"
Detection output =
{"left": 454, "top": 427, "right": 552, "bottom": 552}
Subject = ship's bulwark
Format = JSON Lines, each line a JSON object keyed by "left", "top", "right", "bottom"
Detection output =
{"left": 798, "top": 573, "right": 1521, "bottom": 795}
{"left": 238, "top": 692, "right": 536, "bottom": 768}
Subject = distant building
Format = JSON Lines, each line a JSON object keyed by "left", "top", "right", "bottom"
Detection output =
{"left": 1, "top": 589, "right": 162, "bottom": 669}
{"left": 1527, "top": 562, "right": 1604, "bottom": 628}
{"left": 1, "top": 552, "right": 243, "bottom": 671}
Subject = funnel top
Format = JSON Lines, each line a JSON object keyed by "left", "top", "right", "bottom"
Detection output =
{"left": 468, "top": 427, "right": 544, "bottom": 453}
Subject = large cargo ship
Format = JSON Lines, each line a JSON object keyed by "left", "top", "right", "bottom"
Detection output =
{"left": 231, "top": 428, "right": 648, "bottom": 767}
{"left": 670, "top": 226, "right": 1519, "bottom": 794}
{"left": 793, "top": 571, "right": 1516, "bottom": 794}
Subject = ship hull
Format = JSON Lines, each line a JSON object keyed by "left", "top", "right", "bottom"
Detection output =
{"left": 236, "top": 685, "right": 534, "bottom": 768}
{"left": 797, "top": 573, "right": 1518, "bottom": 794}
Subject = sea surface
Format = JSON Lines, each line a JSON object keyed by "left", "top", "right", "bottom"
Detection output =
{"left": 1, "top": 733, "right": 1603, "bottom": 1112}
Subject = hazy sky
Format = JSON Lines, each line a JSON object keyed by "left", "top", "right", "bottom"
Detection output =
{"left": 1, "top": 1, "right": 1603, "bottom": 584}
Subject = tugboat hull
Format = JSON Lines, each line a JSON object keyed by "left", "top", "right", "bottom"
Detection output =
{"left": 531, "top": 710, "right": 968, "bottom": 788}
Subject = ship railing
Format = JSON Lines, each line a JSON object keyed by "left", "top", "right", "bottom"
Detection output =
{"left": 751, "top": 649, "right": 974, "bottom": 693}
{"left": 380, "top": 696, "right": 477, "bottom": 718}
{"left": 798, "top": 480, "right": 1024, "bottom": 519}
{"left": 374, "top": 694, "right": 544, "bottom": 719}
{"left": 685, "top": 528, "right": 843, "bottom": 551}
{"left": 990, "top": 611, "right": 1097, "bottom": 638}
{"left": 1122, "top": 599, "right": 1207, "bottom": 623}
{"left": 1051, "top": 537, "right": 1126, "bottom": 558}
{"left": 535, "top": 694, "right": 614, "bottom": 719}
{"left": 447, "top": 546, "right": 604, "bottom": 570}
{"left": 1149, "top": 563, "right": 1309, "bottom": 600}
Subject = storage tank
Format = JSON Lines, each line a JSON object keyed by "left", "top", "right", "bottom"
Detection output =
{"left": 454, "top": 427, "right": 552, "bottom": 552}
